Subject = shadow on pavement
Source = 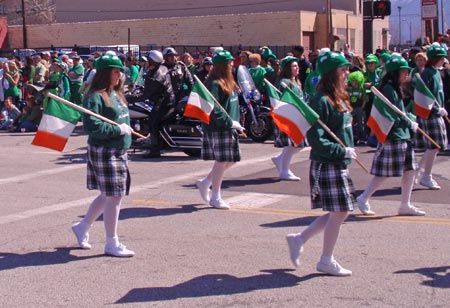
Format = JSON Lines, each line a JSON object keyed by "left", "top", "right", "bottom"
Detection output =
{"left": 0, "top": 247, "right": 103, "bottom": 271}
{"left": 115, "top": 269, "right": 322, "bottom": 304}
{"left": 394, "top": 265, "right": 450, "bottom": 288}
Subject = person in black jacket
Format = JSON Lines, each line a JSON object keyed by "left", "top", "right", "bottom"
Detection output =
{"left": 140, "top": 50, "right": 176, "bottom": 158}
{"left": 162, "top": 47, "right": 194, "bottom": 103}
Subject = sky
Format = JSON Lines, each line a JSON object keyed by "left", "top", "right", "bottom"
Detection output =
{"left": 389, "top": 0, "right": 450, "bottom": 45}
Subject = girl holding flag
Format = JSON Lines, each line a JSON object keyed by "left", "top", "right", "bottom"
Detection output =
{"left": 357, "top": 54, "right": 423, "bottom": 216}
{"left": 271, "top": 56, "right": 304, "bottom": 181}
{"left": 195, "top": 50, "right": 244, "bottom": 210}
{"left": 71, "top": 54, "right": 135, "bottom": 257}
{"left": 414, "top": 43, "right": 448, "bottom": 190}
{"left": 285, "top": 51, "right": 355, "bottom": 276}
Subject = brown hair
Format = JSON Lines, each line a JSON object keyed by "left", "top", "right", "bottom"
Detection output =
{"left": 317, "top": 70, "right": 352, "bottom": 113}
{"left": 86, "top": 68, "right": 127, "bottom": 105}
{"left": 206, "top": 61, "right": 239, "bottom": 95}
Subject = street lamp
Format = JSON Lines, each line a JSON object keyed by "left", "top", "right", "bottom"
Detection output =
{"left": 397, "top": 6, "right": 402, "bottom": 49}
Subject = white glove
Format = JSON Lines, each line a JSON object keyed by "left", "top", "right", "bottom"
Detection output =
{"left": 410, "top": 121, "right": 419, "bottom": 133}
{"left": 437, "top": 108, "right": 448, "bottom": 117}
{"left": 344, "top": 147, "right": 357, "bottom": 159}
{"left": 118, "top": 123, "right": 132, "bottom": 135}
{"left": 231, "top": 120, "right": 245, "bottom": 133}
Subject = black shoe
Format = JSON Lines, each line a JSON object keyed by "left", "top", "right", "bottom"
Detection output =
{"left": 143, "top": 151, "right": 161, "bottom": 158}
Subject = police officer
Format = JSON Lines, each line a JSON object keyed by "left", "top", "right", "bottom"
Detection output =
{"left": 162, "top": 47, "right": 194, "bottom": 103}
{"left": 139, "top": 50, "right": 176, "bottom": 158}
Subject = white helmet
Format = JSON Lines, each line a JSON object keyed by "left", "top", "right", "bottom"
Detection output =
{"left": 148, "top": 50, "right": 163, "bottom": 63}
{"left": 162, "top": 47, "right": 177, "bottom": 56}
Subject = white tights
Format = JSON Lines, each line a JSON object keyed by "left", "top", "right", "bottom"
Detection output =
{"left": 277, "top": 146, "right": 301, "bottom": 174}
{"left": 201, "top": 161, "right": 235, "bottom": 200}
{"left": 417, "top": 149, "right": 438, "bottom": 178}
{"left": 80, "top": 193, "right": 123, "bottom": 245}
{"left": 299, "top": 212, "right": 349, "bottom": 258}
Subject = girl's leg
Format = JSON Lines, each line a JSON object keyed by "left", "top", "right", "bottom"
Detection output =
{"left": 209, "top": 161, "right": 235, "bottom": 209}
{"left": 398, "top": 170, "right": 426, "bottom": 216}
{"left": 356, "top": 176, "right": 387, "bottom": 215}
{"left": 72, "top": 194, "right": 107, "bottom": 249}
{"left": 418, "top": 149, "right": 440, "bottom": 189}
{"left": 272, "top": 146, "right": 301, "bottom": 181}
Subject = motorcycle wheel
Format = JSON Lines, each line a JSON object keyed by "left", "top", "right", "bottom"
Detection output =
{"left": 182, "top": 148, "right": 201, "bottom": 157}
{"left": 246, "top": 116, "right": 274, "bottom": 143}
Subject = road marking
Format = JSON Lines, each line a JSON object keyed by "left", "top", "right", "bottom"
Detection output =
{"left": 0, "top": 153, "right": 290, "bottom": 225}
{"left": 227, "top": 192, "right": 291, "bottom": 209}
{"left": 0, "top": 164, "right": 85, "bottom": 185}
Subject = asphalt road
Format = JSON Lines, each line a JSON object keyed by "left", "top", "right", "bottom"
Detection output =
{"left": 1, "top": 127, "right": 450, "bottom": 308}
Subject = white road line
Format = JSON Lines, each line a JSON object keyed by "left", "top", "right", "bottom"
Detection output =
{"left": 0, "top": 164, "right": 85, "bottom": 185}
{"left": 227, "top": 192, "right": 291, "bottom": 209}
{"left": 0, "top": 152, "right": 306, "bottom": 225}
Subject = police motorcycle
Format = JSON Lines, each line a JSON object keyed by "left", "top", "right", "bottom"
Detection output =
{"left": 236, "top": 65, "right": 274, "bottom": 143}
{"left": 127, "top": 94, "right": 203, "bottom": 157}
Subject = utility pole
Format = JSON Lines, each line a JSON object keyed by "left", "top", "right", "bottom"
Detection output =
{"left": 397, "top": 6, "right": 402, "bottom": 50}
{"left": 20, "top": 0, "right": 27, "bottom": 48}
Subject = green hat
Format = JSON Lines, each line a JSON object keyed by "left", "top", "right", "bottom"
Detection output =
{"left": 212, "top": 49, "right": 234, "bottom": 65}
{"left": 317, "top": 51, "right": 351, "bottom": 76}
{"left": 52, "top": 59, "right": 65, "bottom": 69}
{"left": 426, "top": 43, "right": 448, "bottom": 58}
{"left": 94, "top": 54, "right": 124, "bottom": 71}
{"left": 260, "top": 46, "right": 277, "bottom": 61}
{"left": 379, "top": 52, "right": 391, "bottom": 63}
{"left": 365, "top": 54, "right": 379, "bottom": 66}
{"left": 348, "top": 71, "right": 365, "bottom": 91}
{"left": 280, "top": 56, "right": 299, "bottom": 69}
{"left": 384, "top": 54, "right": 410, "bottom": 72}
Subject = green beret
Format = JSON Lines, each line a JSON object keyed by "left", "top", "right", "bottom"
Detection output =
{"left": 94, "top": 55, "right": 124, "bottom": 71}
{"left": 379, "top": 52, "right": 391, "bottom": 63}
{"left": 260, "top": 46, "right": 277, "bottom": 61}
{"left": 365, "top": 54, "right": 379, "bottom": 65}
{"left": 280, "top": 56, "right": 299, "bottom": 69}
{"left": 212, "top": 50, "right": 234, "bottom": 65}
{"left": 317, "top": 51, "right": 351, "bottom": 77}
{"left": 384, "top": 54, "right": 410, "bottom": 73}
{"left": 426, "top": 43, "right": 448, "bottom": 58}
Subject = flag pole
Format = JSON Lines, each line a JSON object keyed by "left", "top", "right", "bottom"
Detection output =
{"left": 46, "top": 92, "right": 147, "bottom": 139}
{"left": 192, "top": 75, "right": 247, "bottom": 138}
{"left": 371, "top": 86, "right": 441, "bottom": 149}
{"left": 414, "top": 73, "right": 450, "bottom": 124}
{"left": 266, "top": 78, "right": 368, "bottom": 173}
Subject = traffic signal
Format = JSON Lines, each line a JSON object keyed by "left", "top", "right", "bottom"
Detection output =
{"left": 373, "top": 1, "right": 391, "bottom": 17}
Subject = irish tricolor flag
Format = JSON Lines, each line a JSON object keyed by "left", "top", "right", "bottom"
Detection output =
{"left": 367, "top": 96, "right": 397, "bottom": 144}
{"left": 414, "top": 74, "right": 436, "bottom": 119}
{"left": 32, "top": 98, "right": 81, "bottom": 151}
{"left": 267, "top": 85, "right": 319, "bottom": 146}
{"left": 184, "top": 80, "right": 215, "bottom": 124}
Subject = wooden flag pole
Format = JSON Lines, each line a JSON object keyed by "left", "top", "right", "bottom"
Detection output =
{"left": 266, "top": 78, "right": 368, "bottom": 173}
{"left": 46, "top": 92, "right": 148, "bottom": 139}
{"left": 192, "top": 75, "right": 247, "bottom": 138}
{"left": 414, "top": 73, "right": 450, "bottom": 125}
{"left": 371, "top": 86, "right": 441, "bottom": 149}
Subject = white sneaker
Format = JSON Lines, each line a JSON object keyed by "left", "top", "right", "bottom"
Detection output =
{"left": 209, "top": 198, "right": 230, "bottom": 210}
{"left": 419, "top": 177, "right": 441, "bottom": 190}
{"left": 356, "top": 195, "right": 375, "bottom": 215}
{"left": 286, "top": 234, "right": 304, "bottom": 267}
{"left": 71, "top": 222, "right": 91, "bottom": 250}
{"left": 280, "top": 171, "right": 301, "bottom": 181}
{"left": 398, "top": 205, "right": 426, "bottom": 216}
{"left": 196, "top": 180, "right": 211, "bottom": 203}
{"left": 104, "top": 243, "right": 135, "bottom": 257}
{"left": 271, "top": 156, "right": 281, "bottom": 173}
{"left": 316, "top": 260, "right": 352, "bottom": 276}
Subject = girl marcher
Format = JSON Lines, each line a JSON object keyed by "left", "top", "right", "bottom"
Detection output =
{"left": 356, "top": 54, "right": 423, "bottom": 216}
{"left": 285, "top": 51, "right": 356, "bottom": 276}
{"left": 195, "top": 50, "right": 244, "bottom": 210}
{"left": 415, "top": 43, "right": 448, "bottom": 190}
{"left": 271, "top": 56, "right": 304, "bottom": 181}
{"left": 71, "top": 54, "right": 135, "bottom": 257}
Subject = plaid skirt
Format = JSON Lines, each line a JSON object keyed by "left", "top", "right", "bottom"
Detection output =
{"left": 310, "top": 161, "right": 356, "bottom": 212}
{"left": 370, "top": 140, "right": 416, "bottom": 177}
{"left": 415, "top": 116, "right": 447, "bottom": 150}
{"left": 274, "top": 127, "right": 305, "bottom": 148}
{"left": 86, "top": 144, "right": 130, "bottom": 196}
{"left": 201, "top": 129, "right": 241, "bottom": 162}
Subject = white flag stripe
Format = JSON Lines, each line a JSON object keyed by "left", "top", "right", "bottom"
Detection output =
{"left": 189, "top": 92, "right": 214, "bottom": 113}
{"left": 371, "top": 104, "right": 394, "bottom": 136}
{"left": 414, "top": 88, "right": 434, "bottom": 108}
{"left": 39, "top": 114, "right": 76, "bottom": 138}
{"left": 270, "top": 98, "right": 311, "bottom": 133}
